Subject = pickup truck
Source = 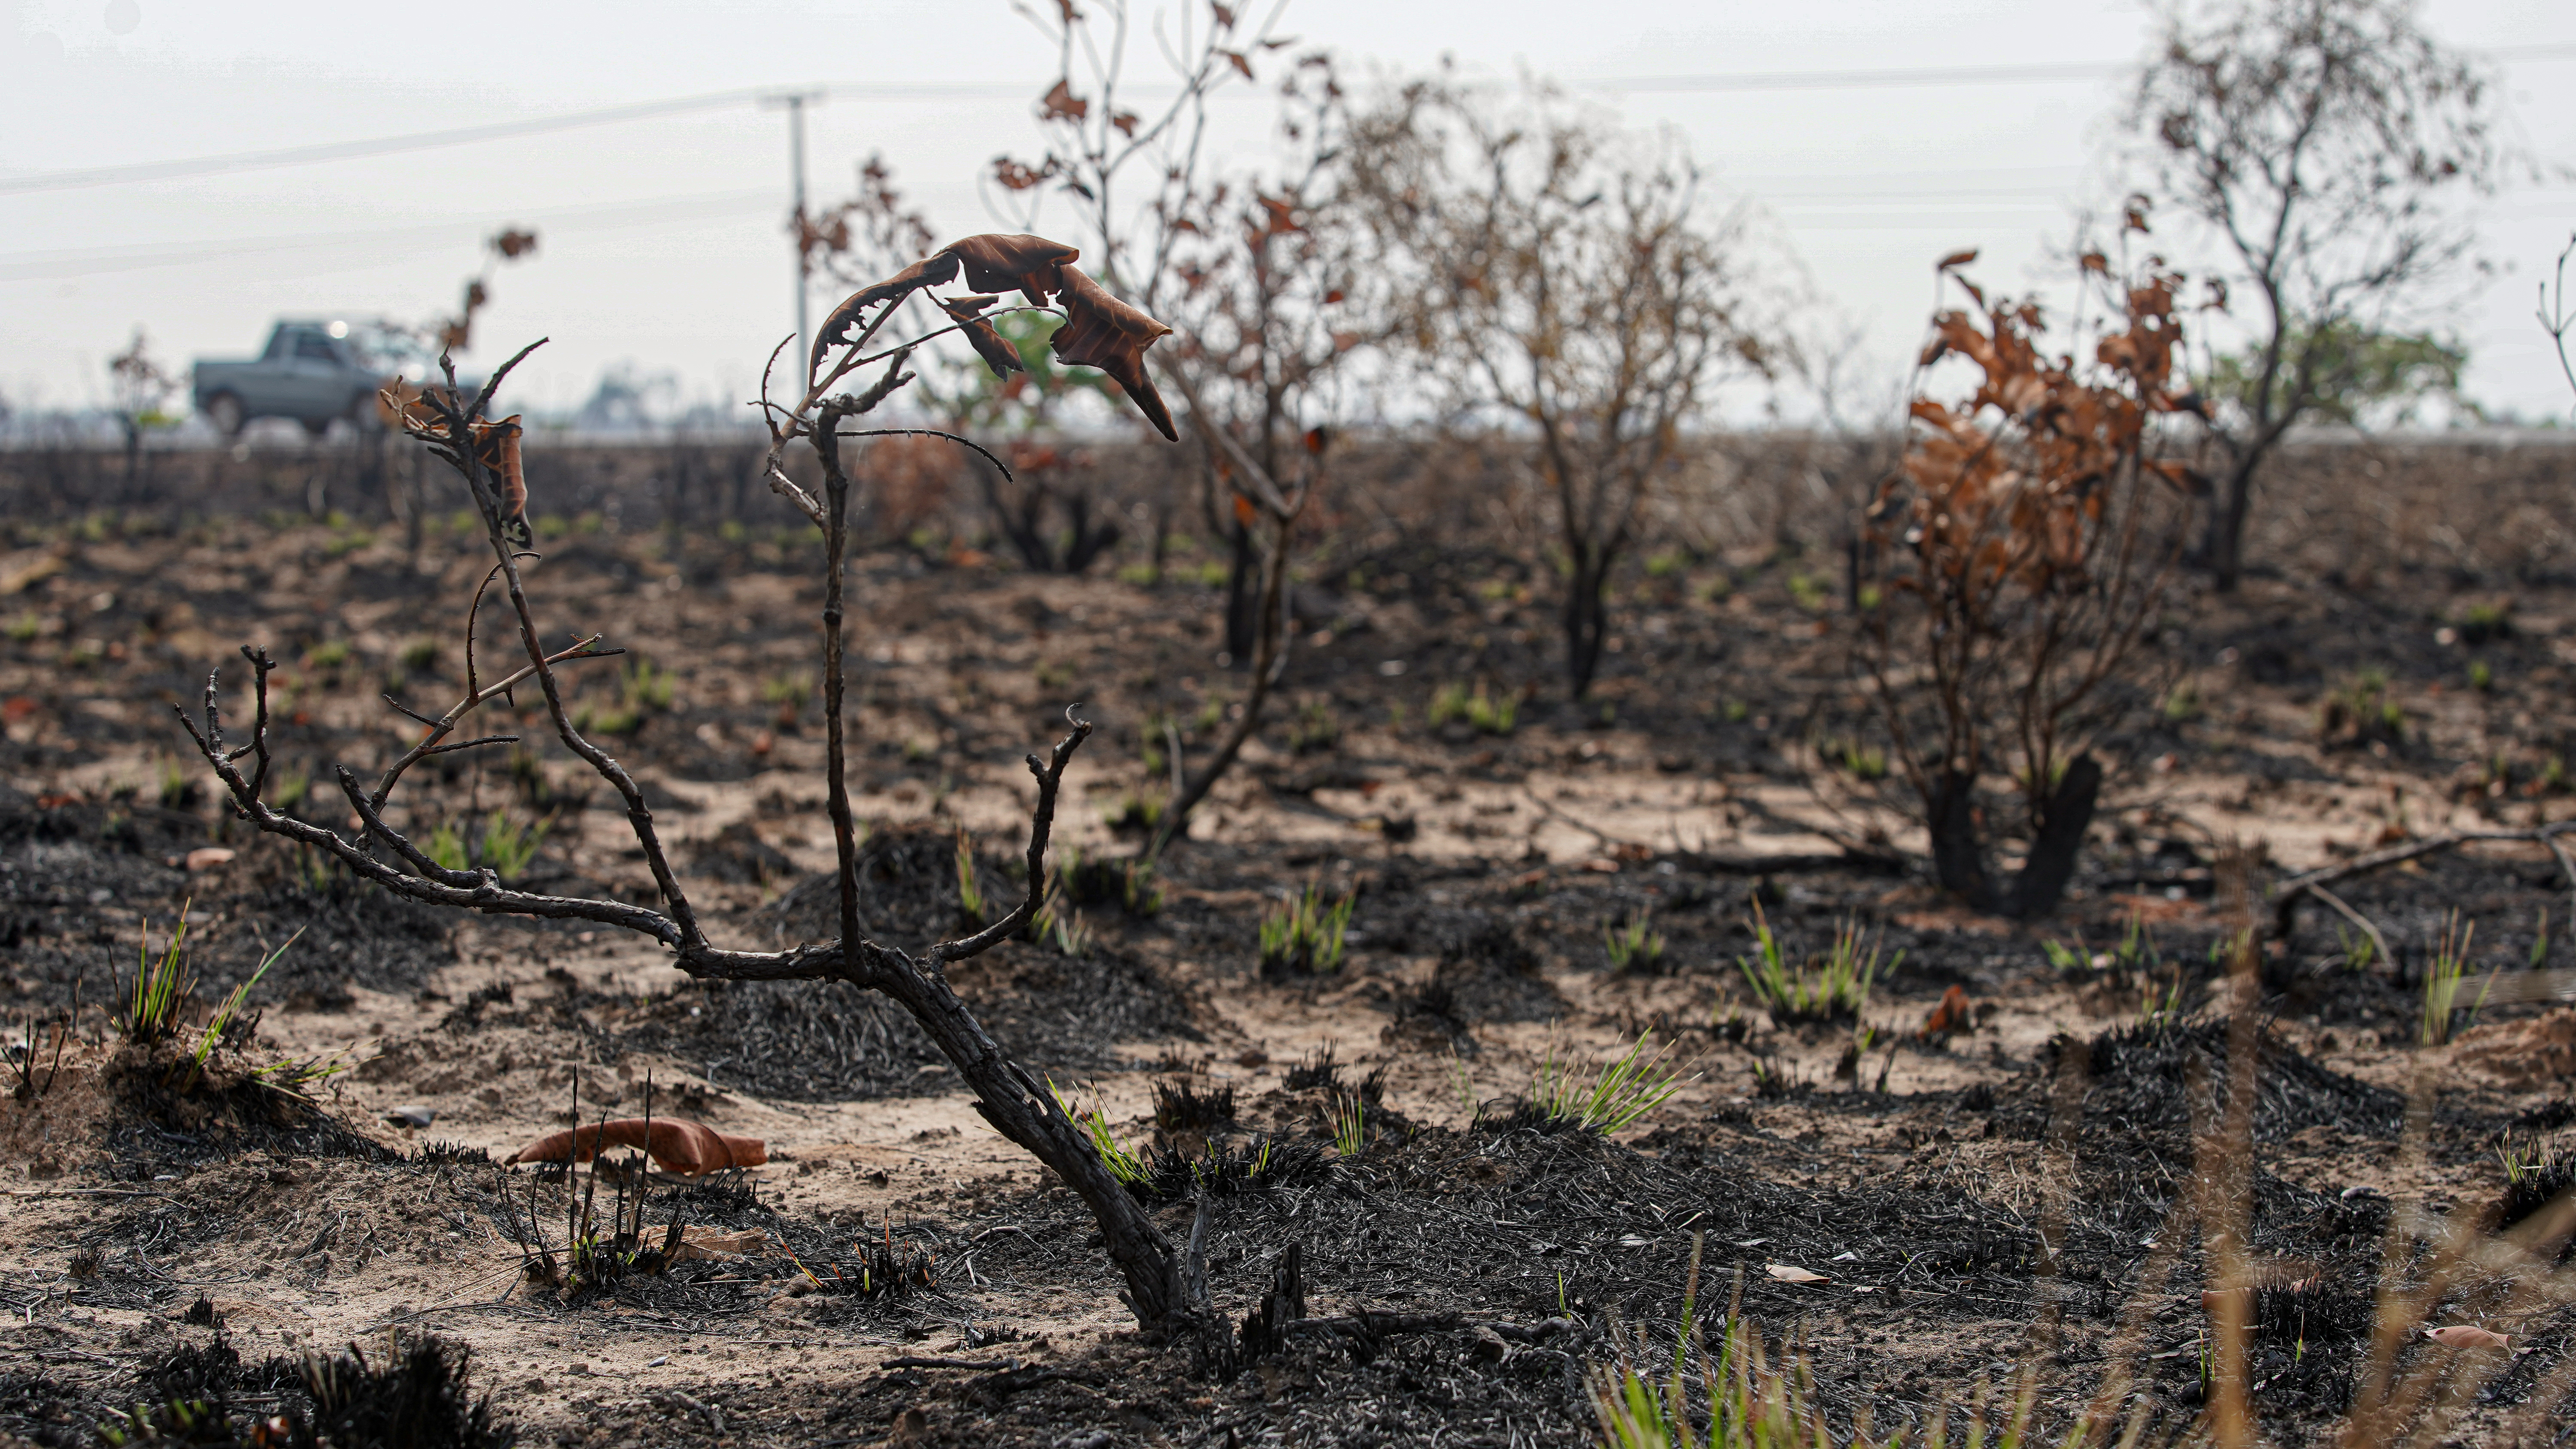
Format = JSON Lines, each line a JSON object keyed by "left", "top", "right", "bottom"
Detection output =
{"left": 191, "top": 319, "right": 412, "bottom": 437}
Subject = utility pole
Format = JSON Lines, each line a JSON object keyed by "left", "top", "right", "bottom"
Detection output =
{"left": 762, "top": 91, "right": 825, "bottom": 379}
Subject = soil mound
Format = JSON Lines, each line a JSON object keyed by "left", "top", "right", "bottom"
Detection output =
{"left": 2016, "top": 1017, "right": 2405, "bottom": 1145}
{"left": 2452, "top": 1007, "right": 2576, "bottom": 1090}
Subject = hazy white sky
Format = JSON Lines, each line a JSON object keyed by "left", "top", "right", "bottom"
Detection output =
{"left": 4, "top": 0, "right": 2571, "bottom": 421}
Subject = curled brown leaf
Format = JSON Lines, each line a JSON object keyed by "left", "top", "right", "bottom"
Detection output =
{"left": 1051, "top": 264, "right": 1177, "bottom": 440}
{"left": 2424, "top": 1325, "right": 2512, "bottom": 1349}
{"left": 810, "top": 250, "right": 964, "bottom": 379}
{"left": 467, "top": 415, "right": 527, "bottom": 526}
{"left": 1040, "top": 79, "right": 1088, "bottom": 123}
{"left": 941, "top": 295, "right": 1026, "bottom": 379}
{"left": 507, "top": 1117, "right": 767, "bottom": 1176}
{"left": 950, "top": 233, "right": 1081, "bottom": 307}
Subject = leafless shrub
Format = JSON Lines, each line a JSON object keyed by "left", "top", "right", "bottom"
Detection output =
{"left": 2124, "top": 0, "right": 2497, "bottom": 589}
{"left": 173, "top": 230, "right": 1221, "bottom": 1337}
{"left": 1346, "top": 78, "right": 1767, "bottom": 700}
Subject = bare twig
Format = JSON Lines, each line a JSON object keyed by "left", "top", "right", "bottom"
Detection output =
{"left": 2271, "top": 820, "right": 2576, "bottom": 938}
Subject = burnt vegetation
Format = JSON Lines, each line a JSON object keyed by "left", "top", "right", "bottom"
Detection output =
{"left": 7, "top": 3, "right": 2576, "bottom": 1447}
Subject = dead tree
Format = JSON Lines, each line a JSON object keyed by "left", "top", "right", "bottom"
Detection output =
{"left": 173, "top": 234, "right": 1209, "bottom": 1336}
{"left": 1347, "top": 79, "right": 1762, "bottom": 700}
{"left": 2124, "top": 0, "right": 2494, "bottom": 590}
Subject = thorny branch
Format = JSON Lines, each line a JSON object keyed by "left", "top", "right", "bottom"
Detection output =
{"left": 176, "top": 234, "right": 1199, "bottom": 1337}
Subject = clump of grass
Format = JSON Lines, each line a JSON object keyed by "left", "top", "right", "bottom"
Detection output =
{"left": 1030, "top": 870, "right": 1091, "bottom": 957}
{"left": 2458, "top": 599, "right": 2515, "bottom": 644}
{"left": 1595, "top": 1237, "right": 2021, "bottom": 1449}
{"left": 2421, "top": 912, "right": 2495, "bottom": 1046}
{"left": 1428, "top": 681, "right": 1517, "bottom": 734}
{"left": 9, "top": 1008, "right": 70, "bottom": 1103}
{"left": 954, "top": 827, "right": 986, "bottom": 928}
{"left": 1737, "top": 903, "right": 1894, "bottom": 1027}
{"left": 758, "top": 670, "right": 811, "bottom": 719}
{"left": 1137, "top": 1134, "right": 1321, "bottom": 1202}
{"left": 620, "top": 657, "right": 675, "bottom": 712}
{"left": 304, "top": 638, "right": 350, "bottom": 671}
{"left": 1103, "top": 791, "right": 1163, "bottom": 834}
{"left": 2163, "top": 679, "right": 2203, "bottom": 723}
{"left": 1327, "top": 1088, "right": 1368, "bottom": 1157}
{"left": 2319, "top": 668, "right": 2405, "bottom": 748}
{"left": 2495, "top": 1131, "right": 2576, "bottom": 1231}
{"left": 1048, "top": 1079, "right": 1148, "bottom": 1187}
{"left": 1259, "top": 880, "right": 1355, "bottom": 978}
{"left": 119, "top": 912, "right": 197, "bottom": 1046}
{"left": 1288, "top": 697, "right": 1341, "bottom": 755}
{"left": 1525, "top": 1030, "right": 1689, "bottom": 1135}
{"left": 427, "top": 810, "right": 550, "bottom": 882}
{"left": 1059, "top": 847, "right": 1164, "bottom": 918}
{"left": 156, "top": 756, "right": 196, "bottom": 811}
{"left": 1819, "top": 736, "right": 1886, "bottom": 782}
{"left": 181, "top": 928, "right": 302, "bottom": 1090}
{"left": 1604, "top": 911, "right": 1668, "bottom": 974}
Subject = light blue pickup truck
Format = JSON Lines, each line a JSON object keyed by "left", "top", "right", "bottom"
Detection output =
{"left": 191, "top": 319, "right": 408, "bottom": 437}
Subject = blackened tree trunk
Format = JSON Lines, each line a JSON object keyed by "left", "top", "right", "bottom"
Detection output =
{"left": 1563, "top": 545, "right": 1615, "bottom": 700}
{"left": 1926, "top": 769, "right": 1996, "bottom": 911}
{"left": 1221, "top": 517, "right": 1258, "bottom": 665}
{"left": 2005, "top": 754, "right": 2102, "bottom": 919}
{"left": 2205, "top": 458, "right": 2256, "bottom": 594}
{"left": 1926, "top": 755, "right": 2102, "bottom": 919}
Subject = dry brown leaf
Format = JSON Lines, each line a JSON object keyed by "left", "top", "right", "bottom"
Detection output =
{"left": 1937, "top": 249, "right": 1980, "bottom": 271}
{"left": 1920, "top": 983, "right": 1972, "bottom": 1039}
{"left": 1765, "top": 1263, "right": 1831, "bottom": 1284}
{"left": 809, "top": 251, "right": 965, "bottom": 379}
{"left": 465, "top": 415, "right": 527, "bottom": 526}
{"left": 949, "top": 233, "right": 1081, "bottom": 307}
{"left": 506, "top": 1117, "right": 766, "bottom": 1176}
{"left": 1051, "top": 264, "right": 1177, "bottom": 440}
{"left": 941, "top": 295, "right": 1025, "bottom": 379}
{"left": 2424, "top": 1325, "right": 2512, "bottom": 1349}
{"left": 1039, "top": 79, "right": 1088, "bottom": 123}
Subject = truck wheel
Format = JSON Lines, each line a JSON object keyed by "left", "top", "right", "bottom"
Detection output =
{"left": 302, "top": 416, "right": 332, "bottom": 439}
{"left": 204, "top": 393, "right": 245, "bottom": 437}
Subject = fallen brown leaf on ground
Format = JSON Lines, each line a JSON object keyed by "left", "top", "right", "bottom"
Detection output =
{"left": 2423, "top": 1325, "right": 2512, "bottom": 1349}
{"left": 507, "top": 1118, "right": 767, "bottom": 1176}
{"left": 1919, "top": 984, "right": 1971, "bottom": 1040}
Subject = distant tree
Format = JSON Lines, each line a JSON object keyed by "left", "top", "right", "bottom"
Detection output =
{"left": 106, "top": 328, "right": 179, "bottom": 484}
{"left": 1348, "top": 80, "right": 1764, "bottom": 699}
{"left": 2544, "top": 231, "right": 2576, "bottom": 409}
{"left": 2124, "top": 0, "right": 2496, "bottom": 589}
{"left": 2205, "top": 322, "right": 2476, "bottom": 427}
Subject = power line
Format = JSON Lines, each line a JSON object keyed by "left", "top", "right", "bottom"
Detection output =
{"left": 9, "top": 41, "right": 2570, "bottom": 200}
{"left": 0, "top": 189, "right": 777, "bottom": 283}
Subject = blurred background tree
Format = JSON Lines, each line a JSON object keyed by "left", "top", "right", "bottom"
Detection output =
{"left": 2123, "top": 0, "right": 2497, "bottom": 590}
